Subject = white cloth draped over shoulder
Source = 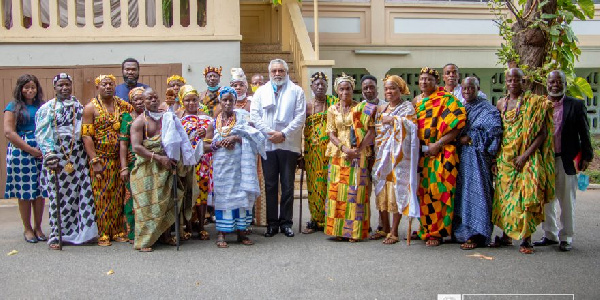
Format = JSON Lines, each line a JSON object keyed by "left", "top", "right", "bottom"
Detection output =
{"left": 35, "top": 97, "right": 83, "bottom": 155}
{"left": 250, "top": 80, "right": 306, "bottom": 153}
{"left": 161, "top": 111, "right": 201, "bottom": 166}
{"left": 372, "top": 101, "right": 420, "bottom": 218}
{"left": 212, "top": 110, "right": 267, "bottom": 211}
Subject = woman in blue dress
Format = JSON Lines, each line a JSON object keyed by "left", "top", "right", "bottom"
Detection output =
{"left": 3, "top": 74, "right": 47, "bottom": 243}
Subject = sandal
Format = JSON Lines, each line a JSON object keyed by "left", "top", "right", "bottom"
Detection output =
{"left": 460, "top": 239, "right": 478, "bottom": 250}
{"left": 382, "top": 234, "right": 399, "bottom": 245}
{"left": 489, "top": 235, "right": 513, "bottom": 248}
{"left": 113, "top": 233, "right": 128, "bottom": 243}
{"left": 182, "top": 231, "right": 192, "bottom": 241}
{"left": 237, "top": 236, "right": 255, "bottom": 246}
{"left": 519, "top": 241, "right": 534, "bottom": 254}
{"left": 98, "top": 235, "right": 112, "bottom": 247}
{"left": 426, "top": 237, "right": 441, "bottom": 247}
{"left": 302, "top": 221, "right": 322, "bottom": 234}
{"left": 139, "top": 247, "right": 153, "bottom": 252}
{"left": 369, "top": 230, "right": 387, "bottom": 240}
{"left": 348, "top": 238, "right": 360, "bottom": 243}
{"left": 198, "top": 230, "right": 210, "bottom": 240}
{"left": 48, "top": 243, "right": 61, "bottom": 250}
{"left": 216, "top": 234, "right": 228, "bottom": 248}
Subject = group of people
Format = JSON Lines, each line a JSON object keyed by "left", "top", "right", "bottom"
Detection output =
{"left": 4, "top": 58, "right": 593, "bottom": 254}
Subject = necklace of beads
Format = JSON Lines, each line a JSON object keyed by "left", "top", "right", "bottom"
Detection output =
{"left": 235, "top": 99, "right": 248, "bottom": 110}
{"left": 502, "top": 96, "right": 522, "bottom": 122}
{"left": 96, "top": 96, "right": 121, "bottom": 131}
{"left": 216, "top": 112, "right": 236, "bottom": 137}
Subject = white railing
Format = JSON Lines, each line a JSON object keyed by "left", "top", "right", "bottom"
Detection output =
{"left": 0, "top": 0, "right": 240, "bottom": 42}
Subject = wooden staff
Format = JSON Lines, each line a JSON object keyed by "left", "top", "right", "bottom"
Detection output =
{"left": 51, "top": 169, "right": 63, "bottom": 250}
{"left": 172, "top": 170, "right": 180, "bottom": 251}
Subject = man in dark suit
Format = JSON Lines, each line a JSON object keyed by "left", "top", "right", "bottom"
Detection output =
{"left": 534, "top": 70, "right": 594, "bottom": 251}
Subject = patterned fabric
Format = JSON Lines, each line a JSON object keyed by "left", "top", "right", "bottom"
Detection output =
{"left": 492, "top": 93, "right": 555, "bottom": 240}
{"left": 372, "top": 101, "right": 420, "bottom": 217}
{"left": 5, "top": 132, "right": 46, "bottom": 200}
{"left": 215, "top": 208, "right": 253, "bottom": 233}
{"left": 415, "top": 87, "right": 466, "bottom": 240}
{"left": 200, "top": 89, "right": 220, "bottom": 116}
{"left": 181, "top": 114, "right": 213, "bottom": 206}
{"left": 552, "top": 96, "right": 564, "bottom": 153}
{"left": 254, "top": 158, "right": 267, "bottom": 226}
{"left": 324, "top": 101, "right": 375, "bottom": 240}
{"left": 119, "top": 112, "right": 136, "bottom": 240}
{"left": 454, "top": 97, "right": 502, "bottom": 244}
{"left": 35, "top": 99, "right": 98, "bottom": 245}
{"left": 130, "top": 135, "right": 184, "bottom": 249}
{"left": 89, "top": 97, "right": 133, "bottom": 239}
{"left": 304, "top": 95, "right": 338, "bottom": 227}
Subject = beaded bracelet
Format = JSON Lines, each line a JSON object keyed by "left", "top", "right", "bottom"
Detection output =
{"left": 91, "top": 157, "right": 102, "bottom": 164}
{"left": 210, "top": 140, "right": 219, "bottom": 152}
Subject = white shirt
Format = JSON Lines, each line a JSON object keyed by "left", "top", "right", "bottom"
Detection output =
{"left": 250, "top": 80, "right": 306, "bottom": 154}
{"left": 452, "top": 86, "right": 487, "bottom": 104}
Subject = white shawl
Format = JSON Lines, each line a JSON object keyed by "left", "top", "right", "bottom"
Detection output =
{"left": 161, "top": 111, "right": 200, "bottom": 166}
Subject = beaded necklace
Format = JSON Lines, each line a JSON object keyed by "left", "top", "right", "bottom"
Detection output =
{"left": 235, "top": 99, "right": 248, "bottom": 110}
{"left": 52, "top": 98, "right": 77, "bottom": 174}
{"left": 502, "top": 96, "right": 523, "bottom": 122}
{"left": 96, "top": 96, "right": 121, "bottom": 131}
{"left": 216, "top": 112, "right": 236, "bottom": 137}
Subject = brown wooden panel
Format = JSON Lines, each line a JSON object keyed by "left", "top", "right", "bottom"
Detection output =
{"left": 0, "top": 63, "right": 181, "bottom": 196}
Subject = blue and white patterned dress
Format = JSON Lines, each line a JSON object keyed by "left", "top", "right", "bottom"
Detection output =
{"left": 212, "top": 109, "right": 266, "bottom": 232}
{"left": 4, "top": 101, "right": 47, "bottom": 200}
{"left": 454, "top": 97, "right": 502, "bottom": 244}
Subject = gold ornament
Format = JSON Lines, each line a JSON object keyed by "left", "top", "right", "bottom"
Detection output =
{"left": 113, "top": 121, "right": 121, "bottom": 131}
{"left": 64, "top": 162, "right": 74, "bottom": 174}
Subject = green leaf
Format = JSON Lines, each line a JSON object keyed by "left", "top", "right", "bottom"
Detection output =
{"left": 568, "top": 85, "right": 583, "bottom": 99}
{"left": 577, "top": 0, "right": 595, "bottom": 19}
{"left": 549, "top": 25, "right": 561, "bottom": 36}
{"left": 562, "top": 11, "right": 575, "bottom": 22}
{"left": 541, "top": 13, "right": 557, "bottom": 19}
{"left": 574, "top": 77, "right": 594, "bottom": 98}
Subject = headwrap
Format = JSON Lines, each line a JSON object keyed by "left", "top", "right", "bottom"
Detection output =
{"left": 420, "top": 67, "right": 440, "bottom": 81}
{"left": 128, "top": 87, "right": 146, "bottom": 102}
{"left": 230, "top": 68, "right": 247, "bottom": 85}
{"left": 383, "top": 75, "right": 410, "bottom": 95}
{"left": 53, "top": 73, "right": 72, "bottom": 86}
{"left": 219, "top": 86, "right": 237, "bottom": 100}
{"left": 95, "top": 74, "right": 116, "bottom": 86}
{"left": 310, "top": 71, "right": 328, "bottom": 83}
{"left": 203, "top": 66, "right": 223, "bottom": 77}
{"left": 178, "top": 84, "right": 199, "bottom": 103}
{"left": 334, "top": 72, "right": 356, "bottom": 91}
{"left": 166, "top": 75, "right": 186, "bottom": 85}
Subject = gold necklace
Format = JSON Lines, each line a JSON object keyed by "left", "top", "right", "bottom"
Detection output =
{"left": 96, "top": 96, "right": 121, "bottom": 131}
{"left": 216, "top": 112, "right": 236, "bottom": 137}
{"left": 52, "top": 98, "right": 77, "bottom": 174}
{"left": 339, "top": 102, "right": 354, "bottom": 127}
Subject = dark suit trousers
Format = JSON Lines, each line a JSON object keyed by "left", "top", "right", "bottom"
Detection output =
{"left": 262, "top": 149, "right": 299, "bottom": 229}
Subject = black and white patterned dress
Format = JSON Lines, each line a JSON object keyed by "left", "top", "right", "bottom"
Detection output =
{"left": 35, "top": 98, "right": 98, "bottom": 245}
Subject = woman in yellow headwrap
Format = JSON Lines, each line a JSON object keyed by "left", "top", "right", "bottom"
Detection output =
{"left": 160, "top": 75, "right": 187, "bottom": 113}
{"left": 178, "top": 85, "right": 213, "bottom": 240}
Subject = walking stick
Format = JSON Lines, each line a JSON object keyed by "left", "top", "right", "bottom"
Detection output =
{"left": 407, "top": 217, "right": 412, "bottom": 246}
{"left": 172, "top": 170, "right": 180, "bottom": 251}
{"left": 298, "top": 169, "right": 304, "bottom": 233}
{"left": 51, "top": 169, "right": 63, "bottom": 250}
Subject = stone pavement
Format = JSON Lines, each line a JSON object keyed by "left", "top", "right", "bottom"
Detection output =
{"left": 0, "top": 190, "right": 599, "bottom": 299}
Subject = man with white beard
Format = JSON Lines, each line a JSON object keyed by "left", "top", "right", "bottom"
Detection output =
{"left": 533, "top": 70, "right": 593, "bottom": 252}
{"left": 250, "top": 59, "right": 306, "bottom": 237}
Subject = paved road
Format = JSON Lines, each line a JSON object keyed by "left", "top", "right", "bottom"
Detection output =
{"left": 1, "top": 190, "right": 599, "bottom": 299}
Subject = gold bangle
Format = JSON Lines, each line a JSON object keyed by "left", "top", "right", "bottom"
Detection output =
{"left": 91, "top": 157, "right": 101, "bottom": 164}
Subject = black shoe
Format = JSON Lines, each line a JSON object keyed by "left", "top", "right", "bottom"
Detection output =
{"left": 281, "top": 227, "right": 295, "bottom": 237}
{"left": 24, "top": 233, "right": 38, "bottom": 244}
{"left": 264, "top": 227, "right": 278, "bottom": 237}
{"left": 559, "top": 241, "right": 572, "bottom": 252}
{"left": 533, "top": 237, "right": 558, "bottom": 247}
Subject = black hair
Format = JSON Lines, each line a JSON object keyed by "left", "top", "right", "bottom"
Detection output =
{"left": 442, "top": 63, "right": 458, "bottom": 71}
{"left": 12, "top": 74, "right": 43, "bottom": 125}
{"left": 360, "top": 74, "right": 377, "bottom": 85}
{"left": 122, "top": 57, "right": 140, "bottom": 70}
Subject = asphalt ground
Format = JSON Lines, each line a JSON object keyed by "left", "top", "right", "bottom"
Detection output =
{"left": 0, "top": 190, "right": 599, "bottom": 299}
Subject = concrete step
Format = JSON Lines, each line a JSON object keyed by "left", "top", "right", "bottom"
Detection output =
{"left": 241, "top": 43, "right": 283, "bottom": 53}
{"left": 241, "top": 61, "right": 295, "bottom": 74}
{"left": 241, "top": 52, "right": 292, "bottom": 63}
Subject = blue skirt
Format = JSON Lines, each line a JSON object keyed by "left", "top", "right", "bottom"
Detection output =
{"left": 215, "top": 208, "right": 253, "bottom": 233}
{"left": 4, "top": 132, "right": 46, "bottom": 200}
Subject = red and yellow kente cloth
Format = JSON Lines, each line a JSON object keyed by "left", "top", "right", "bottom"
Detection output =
{"left": 181, "top": 114, "right": 213, "bottom": 206}
{"left": 492, "top": 93, "right": 555, "bottom": 240}
{"left": 325, "top": 101, "right": 376, "bottom": 240}
{"left": 415, "top": 87, "right": 466, "bottom": 240}
{"left": 87, "top": 97, "right": 133, "bottom": 240}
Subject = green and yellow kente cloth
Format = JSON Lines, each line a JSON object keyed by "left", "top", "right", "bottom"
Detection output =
{"left": 492, "top": 92, "right": 555, "bottom": 240}
{"left": 89, "top": 97, "right": 133, "bottom": 240}
{"left": 119, "top": 112, "right": 136, "bottom": 240}
{"left": 304, "top": 95, "right": 338, "bottom": 227}
{"left": 415, "top": 87, "right": 466, "bottom": 240}
{"left": 324, "top": 101, "right": 376, "bottom": 240}
{"left": 130, "top": 135, "right": 186, "bottom": 250}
